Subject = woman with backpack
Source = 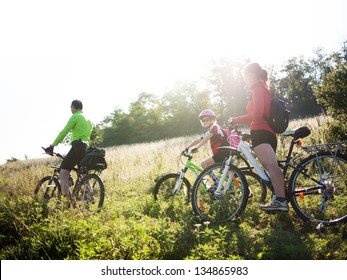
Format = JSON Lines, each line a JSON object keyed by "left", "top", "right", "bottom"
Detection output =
{"left": 186, "top": 109, "right": 230, "bottom": 169}
{"left": 229, "top": 62, "right": 288, "bottom": 212}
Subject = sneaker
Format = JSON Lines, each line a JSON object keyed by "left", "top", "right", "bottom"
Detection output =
{"left": 202, "top": 179, "right": 216, "bottom": 193}
{"left": 259, "top": 199, "right": 289, "bottom": 212}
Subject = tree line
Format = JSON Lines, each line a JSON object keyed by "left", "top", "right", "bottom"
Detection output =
{"left": 91, "top": 44, "right": 347, "bottom": 147}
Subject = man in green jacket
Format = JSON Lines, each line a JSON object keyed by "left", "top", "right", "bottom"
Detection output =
{"left": 45, "top": 100, "right": 93, "bottom": 197}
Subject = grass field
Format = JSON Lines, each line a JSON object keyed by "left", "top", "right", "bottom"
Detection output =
{"left": 0, "top": 114, "right": 346, "bottom": 260}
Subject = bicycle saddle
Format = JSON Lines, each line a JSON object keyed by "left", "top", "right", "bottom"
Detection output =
{"left": 282, "top": 126, "right": 311, "bottom": 139}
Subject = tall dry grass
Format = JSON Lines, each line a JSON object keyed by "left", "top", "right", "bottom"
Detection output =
{"left": 1, "top": 114, "right": 346, "bottom": 260}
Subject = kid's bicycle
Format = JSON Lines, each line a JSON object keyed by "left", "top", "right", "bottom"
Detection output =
{"left": 192, "top": 126, "right": 347, "bottom": 226}
{"left": 35, "top": 148, "right": 106, "bottom": 212}
{"left": 154, "top": 148, "right": 250, "bottom": 202}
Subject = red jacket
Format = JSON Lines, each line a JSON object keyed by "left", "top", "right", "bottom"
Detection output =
{"left": 233, "top": 82, "right": 275, "bottom": 135}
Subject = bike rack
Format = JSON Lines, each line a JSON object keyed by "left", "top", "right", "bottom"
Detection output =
{"left": 302, "top": 141, "right": 347, "bottom": 155}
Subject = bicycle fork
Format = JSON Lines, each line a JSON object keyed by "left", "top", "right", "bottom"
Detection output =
{"left": 173, "top": 168, "right": 187, "bottom": 195}
{"left": 213, "top": 158, "right": 236, "bottom": 197}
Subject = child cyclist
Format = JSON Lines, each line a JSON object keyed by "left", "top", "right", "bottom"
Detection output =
{"left": 185, "top": 109, "right": 230, "bottom": 169}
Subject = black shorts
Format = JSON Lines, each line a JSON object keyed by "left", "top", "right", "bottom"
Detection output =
{"left": 212, "top": 149, "right": 230, "bottom": 163}
{"left": 251, "top": 130, "right": 277, "bottom": 152}
{"left": 60, "top": 140, "right": 88, "bottom": 171}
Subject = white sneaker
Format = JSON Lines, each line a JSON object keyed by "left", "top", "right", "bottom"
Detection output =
{"left": 259, "top": 199, "right": 289, "bottom": 212}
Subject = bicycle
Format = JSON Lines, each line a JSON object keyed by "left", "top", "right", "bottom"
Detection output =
{"left": 35, "top": 148, "right": 106, "bottom": 212}
{"left": 153, "top": 148, "right": 250, "bottom": 202}
{"left": 192, "top": 126, "right": 347, "bottom": 226}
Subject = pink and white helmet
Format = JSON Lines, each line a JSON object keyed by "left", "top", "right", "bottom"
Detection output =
{"left": 199, "top": 109, "right": 216, "bottom": 119}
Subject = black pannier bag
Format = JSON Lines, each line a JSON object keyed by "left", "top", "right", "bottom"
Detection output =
{"left": 79, "top": 146, "right": 107, "bottom": 170}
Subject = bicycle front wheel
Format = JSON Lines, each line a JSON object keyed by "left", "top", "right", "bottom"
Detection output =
{"left": 192, "top": 162, "right": 249, "bottom": 224}
{"left": 73, "top": 174, "right": 105, "bottom": 212}
{"left": 289, "top": 152, "right": 347, "bottom": 223}
{"left": 154, "top": 173, "right": 191, "bottom": 202}
{"left": 35, "top": 176, "right": 61, "bottom": 200}
{"left": 242, "top": 170, "right": 267, "bottom": 204}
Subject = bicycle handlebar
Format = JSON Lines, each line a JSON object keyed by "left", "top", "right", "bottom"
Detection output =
{"left": 180, "top": 149, "right": 197, "bottom": 160}
{"left": 41, "top": 147, "right": 64, "bottom": 159}
{"left": 228, "top": 125, "right": 251, "bottom": 142}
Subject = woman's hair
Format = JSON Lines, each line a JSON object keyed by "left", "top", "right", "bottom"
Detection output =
{"left": 243, "top": 62, "right": 270, "bottom": 90}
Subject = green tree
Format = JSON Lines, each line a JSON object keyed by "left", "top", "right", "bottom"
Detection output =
{"left": 101, "top": 108, "right": 130, "bottom": 146}
{"left": 314, "top": 63, "right": 347, "bottom": 122}
{"left": 90, "top": 124, "right": 104, "bottom": 146}
{"left": 277, "top": 56, "right": 323, "bottom": 118}
{"left": 161, "top": 81, "right": 212, "bottom": 137}
{"left": 127, "top": 92, "right": 165, "bottom": 143}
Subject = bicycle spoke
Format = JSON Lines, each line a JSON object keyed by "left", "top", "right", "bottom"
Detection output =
{"left": 154, "top": 173, "right": 191, "bottom": 203}
{"left": 242, "top": 171, "right": 267, "bottom": 204}
{"left": 35, "top": 176, "right": 61, "bottom": 200}
{"left": 192, "top": 163, "right": 248, "bottom": 224}
{"left": 74, "top": 174, "right": 105, "bottom": 212}
{"left": 290, "top": 153, "right": 347, "bottom": 223}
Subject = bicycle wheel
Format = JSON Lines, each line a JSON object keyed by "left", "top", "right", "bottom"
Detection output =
{"left": 154, "top": 173, "right": 191, "bottom": 203}
{"left": 232, "top": 152, "right": 252, "bottom": 172}
{"left": 192, "top": 162, "right": 249, "bottom": 224}
{"left": 289, "top": 152, "right": 347, "bottom": 223}
{"left": 73, "top": 174, "right": 105, "bottom": 212}
{"left": 242, "top": 170, "right": 267, "bottom": 204}
{"left": 34, "top": 176, "right": 61, "bottom": 200}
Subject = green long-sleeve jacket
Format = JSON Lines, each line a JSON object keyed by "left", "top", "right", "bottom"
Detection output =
{"left": 52, "top": 111, "right": 93, "bottom": 146}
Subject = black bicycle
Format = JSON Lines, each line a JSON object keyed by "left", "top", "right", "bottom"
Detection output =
{"left": 35, "top": 148, "right": 106, "bottom": 211}
{"left": 192, "top": 126, "right": 347, "bottom": 227}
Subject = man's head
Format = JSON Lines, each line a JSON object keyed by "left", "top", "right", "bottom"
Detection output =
{"left": 71, "top": 100, "right": 83, "bottom": 110}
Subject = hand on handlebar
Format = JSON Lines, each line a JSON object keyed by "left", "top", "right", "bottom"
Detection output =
{"left": 228, "top": 118, "right": 238, "bottom": 130}
{"left": 191, "top": 148, "right": 199, "bottom": 154}
{"left": 43, "top": 145, "right": 54, "bottom": 156}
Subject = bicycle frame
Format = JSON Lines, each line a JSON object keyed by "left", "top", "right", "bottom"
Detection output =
{"left": 212, "top": 151, "right": 247, "bottom": 196}
{"left": 210, "top": 139, "right": 272, "bottom": 196}
{"left": 186, "top": 160, "right": 203, "bottom": 176}
{"left": 42, "top": 149, "right": 98, "bottom": 196}
{"left": 215, "top": 129, "right": 302, "bottom": 197}
{"left": 233, "top": 128, "right": 345, "bottom": 200}
{"left": 172, "top": 155, "right": 203, "bottom": 194}
{"left": 237, "top": 140, "right": 270, "bottom": 182}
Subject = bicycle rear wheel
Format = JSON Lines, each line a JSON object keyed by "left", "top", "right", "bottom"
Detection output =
{"left": 192, "top": 162, "right": 248, "bottom": 224}
{"left": 35, "top": 176, "right": 61, "bottom": 200}
{"left": 289, "top": 152, "right": 347, "bottom": 224}
{"left": 73, "top": 174, "right": 105, "bottom": 212}
{"left": 232, "top": 152, "right": 252, "bottom": 172}
{"left": 154, "top": 173, "right": 191, "bottom": 202}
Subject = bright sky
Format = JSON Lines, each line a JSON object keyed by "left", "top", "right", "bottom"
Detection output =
{"left": 1, "top": 0, "right": 346, "bottom": 163}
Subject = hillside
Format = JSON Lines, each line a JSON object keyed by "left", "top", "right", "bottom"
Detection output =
{"left": 0, "top": 114, "right": 346, "bottom": 260}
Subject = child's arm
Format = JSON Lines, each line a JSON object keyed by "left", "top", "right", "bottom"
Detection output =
{"left": 194, "top": 132, "right": 213, "bottom": 150}
{"left": 186, "top": 137, "right": 202, "bottom": 150}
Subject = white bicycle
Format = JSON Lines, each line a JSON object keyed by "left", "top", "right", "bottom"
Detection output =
{"left": 191, "top": 126, "right": 347, "bottom": 226}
